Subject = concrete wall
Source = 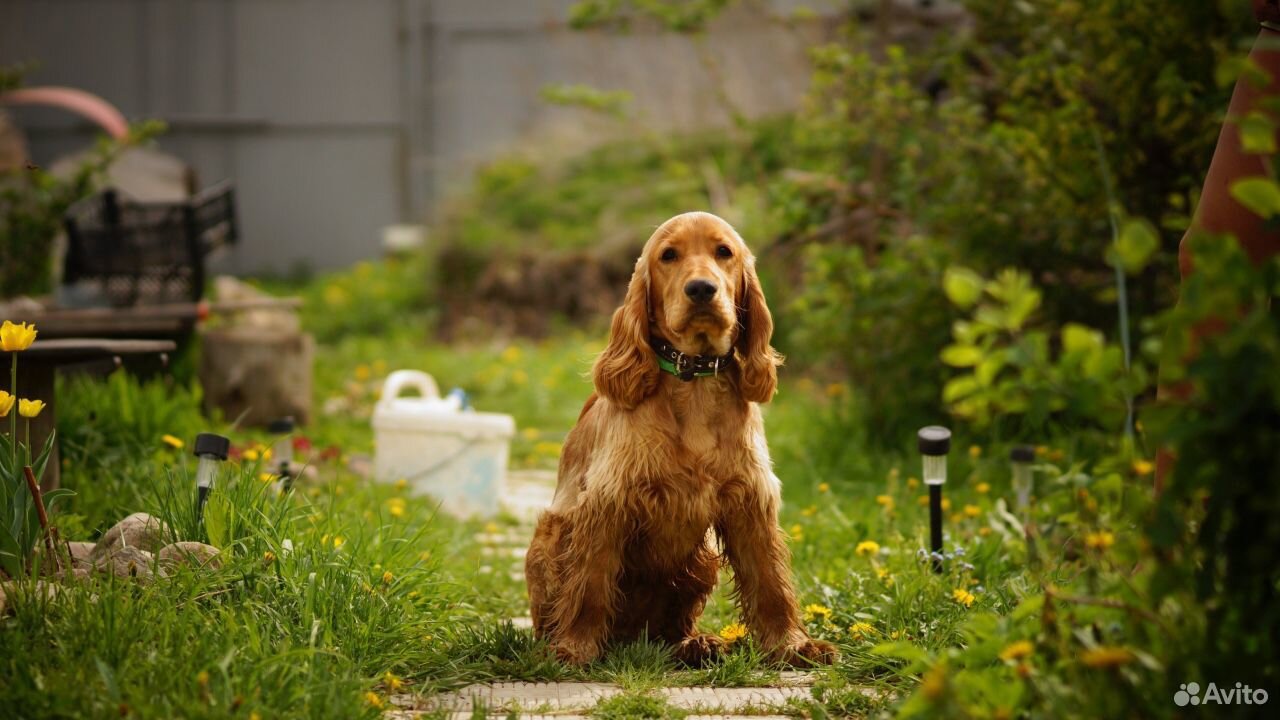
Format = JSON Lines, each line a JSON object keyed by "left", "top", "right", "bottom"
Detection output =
{"left": 1, "top": 0, "right": 835, "bottom": 273}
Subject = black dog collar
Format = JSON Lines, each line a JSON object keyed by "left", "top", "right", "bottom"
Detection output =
{"left": 650, "top": 337, "right": 736, "bottom": 382}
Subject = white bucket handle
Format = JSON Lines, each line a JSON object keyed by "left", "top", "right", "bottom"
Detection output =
{"left": 379, "top": 370, "right": 441, "bottom": 405}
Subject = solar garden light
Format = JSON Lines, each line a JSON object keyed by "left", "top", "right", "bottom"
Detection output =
{"left": 1010, "top": 445, "right": 1035, "bottom": 511}
{"left": 194, "top": 432, "right": 230, "bottom": 517}
{"left": 918, "top": 425, "right": 952, "bottom": 574}
{"left": 268, "top": 417, "right": 295, "bottom": 492}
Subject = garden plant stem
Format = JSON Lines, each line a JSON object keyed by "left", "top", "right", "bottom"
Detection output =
{"left": 22, "top": 465, "right": 57, "bottom": 564}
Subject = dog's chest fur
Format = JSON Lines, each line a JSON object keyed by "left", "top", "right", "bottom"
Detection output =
{"left": 624, "top": 377, "right": 753, "bottom": 573}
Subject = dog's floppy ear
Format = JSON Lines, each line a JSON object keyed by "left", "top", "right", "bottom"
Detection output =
{"left": 592, "top": 255, "right": 659, "bottom": 409}
{"left": 736, "top": 255, "right": 782, "bottom": 403}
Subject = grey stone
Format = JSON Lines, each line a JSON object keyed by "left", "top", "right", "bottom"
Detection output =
{"left": 93, "top": 546, "right": 154, "bottom": 581}
{"left": 157, "top": 542, "right": 223, "bottom": 572}
{"left": 65, "top": 541, "right": 96, "bottom": 569}
{"left": 90, "top": 513, "right": 171, "bottom": 561}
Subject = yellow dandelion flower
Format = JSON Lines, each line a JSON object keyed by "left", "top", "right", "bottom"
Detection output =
{"left": 332, "top": 536, "right": 345, "bottom": 548}
{"left": 1080, "top": 646, "right": 1134, "bottom": 668}
{"left": 250, "top": 712, "right": 262, "bottom": 720}
{"left": 259, "top": 473, "right": 276, "bottom": 484}
{"left": 384, "top": 672, "right": 404, "bottom": 692}
{"left": 0, "top": 320, "right": 38, "bottom": 352}
{"left": 917, "top": 494, "right": 930, "bottom": 506}
{"left": 999, "top": 640, "right": 1034, "bottom": 661}
{"left": 382, "top": 570, "right": 394, "bottom": 584}
{"left": 484, "top": 522, "right": 500, "bottom": 533}
{"left": 387, "top": 498, "right": 406, "bottom": 518}
{"left": 501, "top": 346, "right": 522, "bottom": 363}
{"left": 976, "top": 482, "right": 990, "bottom": 494}
{"left": 17, "top": 398, "right": 45, "bottom": 418}
{"left": 855, "top": 540, "right": 880, "bottom": 557}
{"left": 789, "top": 524, "right": 804, "bottom": 542}
{"left": 803, "top": 603, "right": 832, "bottom": 622}
{"left": 534, "top": 441, "right": 562, "bottom": 457}
{"left": 243, "top": 448, "right": 260, "bottom": 462}
{"left": 978, "top": 527, "right": 992, "bottom": 537}
{"left": 951, "top": 588, "right": 975, "bottom": 607}
{"left": 354, "top": 364, "right": 371, "bottom": 381}
{"left": 875, "top": 494, "right": 894, "bottom": 508}
{"left": 950, "top": 513, "right": 964, "bottom": 524}
{"left": 1131, "top": 459, "right": 1154, "bottom": 476}
{"left": 161, "top": 434, "right": 185, "bottom": 449}
{"left": 875, "top": 566, "right": 894, "bottom": 585}
{"left": 817, "top": 482, "right": 830, "bottom": 493}
{"left": 907, "top": 476, "right": 919, "bottom": 490}
{"left": 941, "top": 498, "right": 952, "bottom": 511}
{"left": 520, "top": 427, "right": 540, "bottom": 440}
{"left": 395, "top": 477, "right": 409, "bottom": 491}
{"left": 968, "top": 445, "right": 981, "bottom": 459}
{"left": 1084, "top": 531, "right": 1115, "bottom": 550}
{"left": 719, "top": 622, "right": 747, "bottom": 642}
{"left": 963, "top": 504, "right": 981, "bottom": 518}
{"left": 1035, "top": 445, "right": 1049, "bottom": 457}
{"left": 849, "top": 621, "right": 876, "bottom": 639}
{"left": 364, "top": 691, "right": 384, "bottom": 708}
{"left": 418, "top": 550, "right": 431, "bottom": 562}
{"left": 263, "top": 551, "right": 276, "bottom": 564}
{"left": 800, "top": 505, "right": 817, "bottom": 517}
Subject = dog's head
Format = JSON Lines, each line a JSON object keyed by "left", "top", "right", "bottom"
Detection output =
{"left": 592, "top": 211, "right": 781, "bottom": 408}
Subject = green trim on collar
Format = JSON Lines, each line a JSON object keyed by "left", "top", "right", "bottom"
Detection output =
{"left": 656, "top": 354, "right": 721, "bottom": 379}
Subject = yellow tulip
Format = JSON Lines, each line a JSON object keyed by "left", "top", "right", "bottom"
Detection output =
{"left": 18, "top": 398, "right": 45, "bottom": 418}
{"left": 0, "top": 320, "right": 38, "bottom": 352}
{"left": 0, "top": 390, "right": 13, "bottom": 417}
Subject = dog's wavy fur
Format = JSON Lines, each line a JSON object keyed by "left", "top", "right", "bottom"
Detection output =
{"left": 525, "top": 211, "right": 838, "bottom": 666}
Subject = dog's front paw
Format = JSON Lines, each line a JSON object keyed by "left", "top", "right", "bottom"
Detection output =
{"left": 674, "top": 633, "right": 726, "bottom": 666}
{"left": 774, "top": 637, "right": 839, "bottom": 667}
{"left": 551, "top": 637, "right": 602, "bottom": 666}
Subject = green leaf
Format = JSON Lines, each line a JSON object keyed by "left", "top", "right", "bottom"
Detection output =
{"left": 1240, "top": 111, "right": 1277, "bottom": 155}
{"left": 1012, "top": 595, "right": 1045, "bottom": 621}
{"left": 1111, "top": 219, "right": 1159, "bottom": 274}
{"left": 943, "top": 375, "right": 979, "bottom": 402}
{"left": 941, "top": 344, "right": 984, "bottom": 367}
{"left": 1230, "top": 177, "right": 1280, "bottom": 219}
{"left": 1061, "top": 323, "right": 1103, "bottom": 353}
{"left": 943, "top": 267, "right": 984, "bottom": 308}
{"left": 871, "top": 641, "right": 931, "bottom": 663}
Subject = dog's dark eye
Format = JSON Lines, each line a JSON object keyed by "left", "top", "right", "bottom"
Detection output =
{"left": 716, "top": 244, "right": 733, "bottom": 258}
{"left": 660, "top": 248, "right": 678, "bottom": 262}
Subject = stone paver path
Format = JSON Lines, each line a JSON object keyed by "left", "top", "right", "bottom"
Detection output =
{"left": 386, "top": 673, "right": 834, "bottom": 718}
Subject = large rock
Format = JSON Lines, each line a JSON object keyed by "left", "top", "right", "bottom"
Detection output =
{"left": 66, "top": 541, "right": 96, "bottom": 569}
{"left": 157, "top": 542, "right": 222, "bottom": 572}
{"left": 92, "top": 546, "right": 154, "bottom": 581}
{"left": 90, "top": 513, "right": 171, "bottom": 561}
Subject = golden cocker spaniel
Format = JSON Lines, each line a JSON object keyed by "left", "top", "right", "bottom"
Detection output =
{"left": 525, "top": 211, "right": 838, "bottom": 666}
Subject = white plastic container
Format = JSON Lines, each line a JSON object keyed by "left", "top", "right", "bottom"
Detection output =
{"left": 372, "top": 370, "right": 515, "bottom": 518}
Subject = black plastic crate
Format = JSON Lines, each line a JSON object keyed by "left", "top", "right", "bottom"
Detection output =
{"left": 62, "top": 181, "right": 238, "bottom": 307}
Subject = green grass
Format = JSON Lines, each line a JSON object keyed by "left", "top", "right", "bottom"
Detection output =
{"left": 1, "top": 255, "right": 1183, "bottom": 719}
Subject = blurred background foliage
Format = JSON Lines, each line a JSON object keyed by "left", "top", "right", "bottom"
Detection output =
{"left": 428, "top": 0, "right": 1254, "bottom": 442}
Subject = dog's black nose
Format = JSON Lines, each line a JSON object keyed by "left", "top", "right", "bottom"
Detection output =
{"left": 684, "top": 279, "right": 717, "bottom": 303}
